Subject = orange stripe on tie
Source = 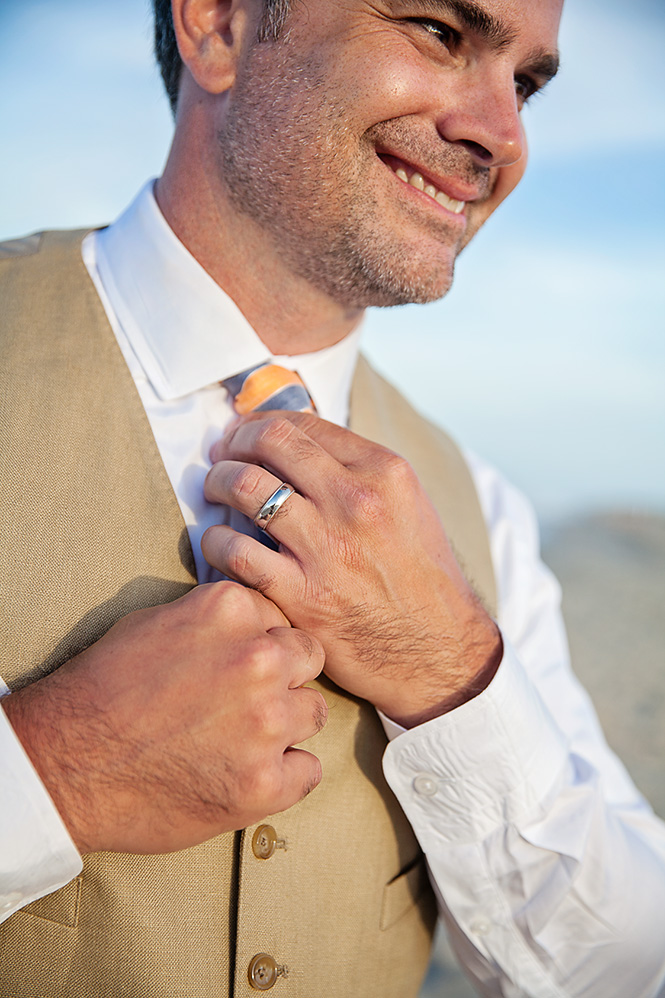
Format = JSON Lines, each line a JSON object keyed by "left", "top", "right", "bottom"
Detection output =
{"left": 233, "top": 366, "right": 303, "bottom": 415}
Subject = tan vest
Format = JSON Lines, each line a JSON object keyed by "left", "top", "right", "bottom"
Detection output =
{"left": 0, "top": 230, "right": 496, "bottom": 997}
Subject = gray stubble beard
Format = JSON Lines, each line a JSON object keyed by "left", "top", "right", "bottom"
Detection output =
{"left": 216, "top": 45, "right": 461, "bottom": 309}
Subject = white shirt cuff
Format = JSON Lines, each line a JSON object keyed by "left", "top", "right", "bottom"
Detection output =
{"left": 0, "top": 700, "right": 82, "bottom": 922}
{"left": 381, "top": 639, "right": 569, "bottom": 848}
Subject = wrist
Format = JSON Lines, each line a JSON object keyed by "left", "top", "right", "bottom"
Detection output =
{"left": 2, "top": 680, "right": 96, "bottom": 855}
{"left": 379, "top": 621, "right": 503, "bottom": 729}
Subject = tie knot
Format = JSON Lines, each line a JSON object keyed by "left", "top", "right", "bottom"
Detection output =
{"left": 222, "top": 362, "right": 315, "bottom": 415}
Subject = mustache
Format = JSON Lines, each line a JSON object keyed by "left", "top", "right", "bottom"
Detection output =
{"left": 366, "top": 118, "right": 494, "bottom": 201}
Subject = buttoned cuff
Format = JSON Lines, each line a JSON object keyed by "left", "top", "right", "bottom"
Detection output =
{"left": 0, "top": 701, "right": 82, "bottom": 923}
{"left": 381, "top": 640, "right": 569, "bottom": 847}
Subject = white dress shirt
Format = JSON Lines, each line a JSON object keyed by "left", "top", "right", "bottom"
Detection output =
{"left": 1, "top": 182, "right": 664, "bottom": 998}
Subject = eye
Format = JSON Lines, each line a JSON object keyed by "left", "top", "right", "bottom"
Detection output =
{"left": 514, "top": 75, "right": 539, "bottom": 105}
{"left": 409, "top": 18, "right": 460, "bottom": 49}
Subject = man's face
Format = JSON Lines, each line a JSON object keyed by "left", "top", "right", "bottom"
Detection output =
{"left": 218, "top": 0, "right": 562, "bottom": 307}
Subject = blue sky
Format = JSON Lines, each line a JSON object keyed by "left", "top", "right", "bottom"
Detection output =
{"left": 1, "top": 0, "right": 663, "bottom": 522}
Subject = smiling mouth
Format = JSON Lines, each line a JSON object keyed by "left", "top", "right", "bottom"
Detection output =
{"left": 380, "top": 155, "right": 467, "bottom": 215}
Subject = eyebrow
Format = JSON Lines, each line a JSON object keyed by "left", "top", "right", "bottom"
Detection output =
{"left": 402, "top": 0, "right": 560, "bottom": 82}
{"left": 522, "top": 48, "right": 560, "bottom": 86}
{"left": 422, "top": 0, "right": 516, "bottom": 48}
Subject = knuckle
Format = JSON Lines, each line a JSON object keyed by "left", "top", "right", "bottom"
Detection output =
{"left": 215, "top": 579, "right": 252, "bottom": 610}
{"left": 183, "top": 580, "right": 210, "bottom": 604}
{"left": 256, "top": 416, "right": 295, "bottom": 451}
{"left": 185, "top": 581, "right": 224, "bottom": 616}
{"left": 290, "top": 433, "right": 319, "bottom": 462}
{"left": 293, "top": 413, "right": 318, "bottom": 436}
{"left": 346, "top": 481, "right": 383, "bottom": 522}
{"left": 261, "top": 699, "right": 288, "bottom": 738}
{"left": 342, "top": 456, "right": 416, "bottom": 524}
{"left": 244, "top": 635, "right": 279, "bottom": 681}
{"left": 225, "top": 532, "right": 255, "bottom": 578}
{"left": 231, "top": 463, "right": 267, "bottom": 501}
{"left": 255, "top": 416, "right": 320, "bottom": 464}
{"left": 246, "top": 764, "right": 279, "bottom": 806}
{"left": 384, "top": 452, "right": 415, "bottom": 483}
{"left": 205, "top": 580, "right": 259, "bottom": 626}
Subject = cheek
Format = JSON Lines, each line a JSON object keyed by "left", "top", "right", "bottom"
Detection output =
{"left": 324, "top": 34, "right": 443, "bottom": 125}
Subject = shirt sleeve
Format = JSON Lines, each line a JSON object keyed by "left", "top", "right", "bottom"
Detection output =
{"left": 382, "top": 453, "right": 665, "bottom": 998}
{"left": 0, "top": 690, "right": 82, "bottom": 924}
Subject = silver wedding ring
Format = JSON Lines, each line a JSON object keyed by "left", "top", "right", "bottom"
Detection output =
{"left": 254, "top": 483, "right": 296, "bottom": 532}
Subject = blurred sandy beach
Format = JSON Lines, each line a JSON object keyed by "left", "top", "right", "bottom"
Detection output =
{"left": 421, "top": 509, "right": 665, "bottom": 997}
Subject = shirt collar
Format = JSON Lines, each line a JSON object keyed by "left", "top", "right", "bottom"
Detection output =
{"left": 94, "top": 180, "right": 362, "bottom": 417}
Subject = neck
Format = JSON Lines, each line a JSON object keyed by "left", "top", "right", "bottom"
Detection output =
{"left": 157, "top": 150, "right": 364, "bottom": 357}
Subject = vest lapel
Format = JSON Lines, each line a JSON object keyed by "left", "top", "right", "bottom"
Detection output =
{"left": 350, "top": 354, "right": 497, "bottom": 616}
{"left": 0, "top": 228, "right": 197, "bottom": 690}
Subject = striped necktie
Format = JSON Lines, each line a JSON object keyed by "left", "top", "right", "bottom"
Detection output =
{"left": 222, "top": 362, "right": 316, "bottom": 414}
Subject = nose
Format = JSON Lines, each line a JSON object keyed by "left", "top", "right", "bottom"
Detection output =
{"left": 435, "top": 70, "right": 524, "bottom": 169}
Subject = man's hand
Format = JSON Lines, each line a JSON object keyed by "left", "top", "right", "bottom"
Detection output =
{"left": 202, "top": 414, "right": 502, "bottom": 728}
{"left": 2, "top": 583, "right": 327, "bottom": 855}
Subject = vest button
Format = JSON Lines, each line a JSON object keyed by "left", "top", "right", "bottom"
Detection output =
{"left": 248, "top": 953, "right": 279, "bottom": 990}
{"left": 252, "top": 824, "right": 281, "bottom": 859}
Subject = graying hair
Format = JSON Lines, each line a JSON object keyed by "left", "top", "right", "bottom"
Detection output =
{"left": 153, "top": 0, "right": 291, "bottom": 115}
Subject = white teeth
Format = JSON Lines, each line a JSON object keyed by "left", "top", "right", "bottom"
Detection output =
{"left": 435, "top": 190, "right": 465, "bottom": 214}
{"left": 392, "top": 162, "right": 465, "bottom": 214}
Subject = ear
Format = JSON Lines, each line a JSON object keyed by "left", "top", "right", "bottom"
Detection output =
{"left": 171, "top": 0, "right": 253, "bottom": 94}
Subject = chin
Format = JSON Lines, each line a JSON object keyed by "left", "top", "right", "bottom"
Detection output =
{"left": 342, "top": 263, "right": 456, "bottom": 309}
{"left": 315, "top": 240, "right": 458, "bottom": 309}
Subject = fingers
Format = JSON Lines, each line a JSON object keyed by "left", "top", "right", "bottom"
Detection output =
{"left": 201, "top": 524, "right": 297, "bottom": 594}
{"left": 270, "top": 413, "right": 385, "bottom": 467}
{"left": 268, "top": 625, "right": 325, "bottom": 689}
{"left": 204, "top": 461, "right": 313, "bottom": 546}
{"left": 249, "top": 635, "right": 328, "bottom": 815}
{"left": 209, "top": 412, "right": 374, "bottom": 500}
{"left": 272, "top": 746, "right": 323, "bottom": 814}
{"left": 206, "top": 415, "right": 403, "bottom": 555}
{"left": 182, "top": 578, "right": 290, "bottom": 632}
{"left": 282, "top": 685, "right": 329, "bottom": 748}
